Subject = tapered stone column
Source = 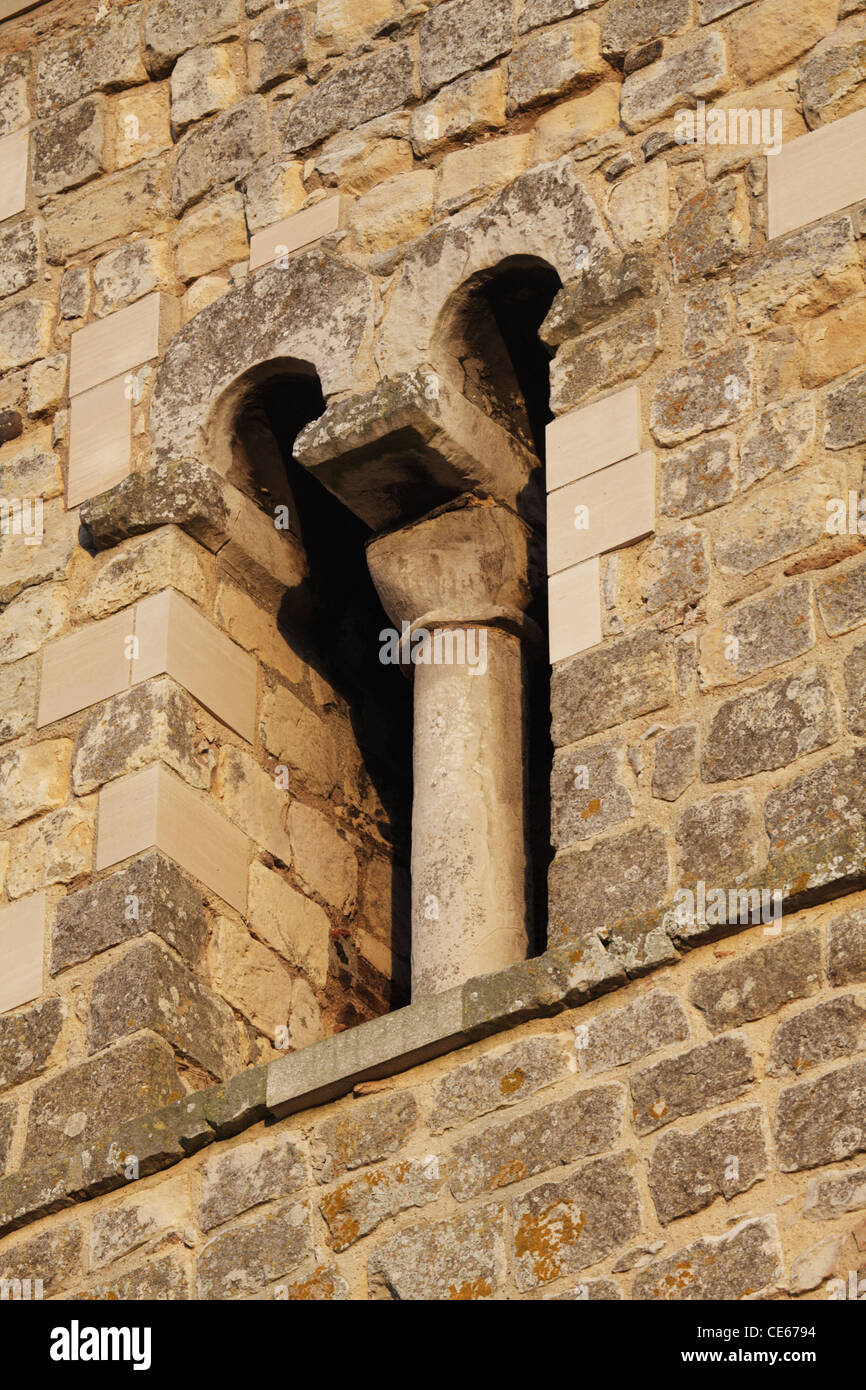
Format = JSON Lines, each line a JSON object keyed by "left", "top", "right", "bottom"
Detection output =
{"left": 367, "top": 497, "right": 535, "bottom": 1000}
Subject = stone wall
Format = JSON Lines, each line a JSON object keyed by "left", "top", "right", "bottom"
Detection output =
{"left": 1, "top": 0, "right": 866, "bottom": 1298}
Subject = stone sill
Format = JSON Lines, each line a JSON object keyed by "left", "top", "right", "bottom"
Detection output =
{"left": 0, "top": 936, "right": 625, "bottom": 1240}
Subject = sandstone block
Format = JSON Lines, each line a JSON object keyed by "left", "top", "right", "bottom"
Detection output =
{"left": 621, "top": 31, "right": 729, "bottom": 132}
{"left": 551, "top": 303, "right": 660, "bottom": 411}
{"left": 844, "top": 638, "right": 866, "bottom": 735}
{"left": 701, "top": 668, "right": 839, "bottom": 782}
{"left": 369, "top": 1203, "right": 507, "bottom": 1300}
{"left": 22, "top": 1033, "right": 183, "bottom": 1165}
{"left": 242, "top": 160, "right": 306, "bottom": 233}
{"left": 436, "top": 136, "right": 531, "bottom": 216}
{"left": 33, "top": 97, "right": 106, "bottom": 198}
{"left": 798, "top": 15, "right": 866, "bottom": 128}
{"left": 0, "top": 301, "right": 54, "bottom": 373}
{"left": 698, "top": 578, "right": 814, "bottom": 689}
{"left": 690, "top": 930, "right": 821, "bottom": 1033}
{"left": 6, "top": 800, "right": 93, "bottom": 900}
{"left": 804, "top": 1165, "right": 866, "bottom": 1219}
{"left": 532, "top": 81, "right": 621, "bottom": 160}
{"left": 764, "top": 749, "right": 866, "bottom": 890}
{"left": 803, "top": 298, "right": 866, "bottom": 388}
{"left": 0, "top": 657, "right": 37, "bottom": 742}
{"left": 51, "top": 851, "right": 208, "bottom": 975}
{"left": 287, "top": 803, "right": 357, "bottom": 915}
{"left": 607, "top": 163, "right": 671, "bottom": 252}
{"left": 512, "top": 1152, "right": 642, "bottom": 1288}
{"left": 0, "top": 55, "right": 28, "bottom": 139}
{"left": 145, "top": 0, "right": 242, "bottom": 78}
{"left": 70, "top": 677, "right": 208, "bottom": 796}
{"left": 775, "top": 1058, "right": 866, "bottom": 1170}
{"left": 27, "top": 356, "right": 68, "bottom": 417}
{"left": 508, "top": 19, "right": 607, "bottom": 112}
{"left": 729, "top": 0, "right": 839, "bottom": 86}
{"left": 409, "top": 69, "right": 506, "bottom": 155}
{"left": 282, "top": 45, "right": 416, "bottom": 153}
{"left": 350, "top": 170, "right": 435, "bottom": 253}
{"left": 659, "top": 435, "right": 737, "bottom": 519}
{"left": 734, "top": 216, "right": 862, "bottom": 335}
{"left": 249, "top": 9, "right": 306, "bottom": 92}
{"left": 173, "top": 97, "right": 273, "bottom": 215}
{"left": 520, "top": 0, "right": 606, "bottom": 32}
{"left": 715, "top": 470, "right": 837, "bottom": 575}
{"left": 80, "top": 1252, "right": 190, "bottom": 1300}
{"left": 0, "top": 584, "right": 69, "bottom": 667}
{"left": 550, "top": 738, "right": 633, "bottom": 848}
{"left": 682, "top": 283, "right": 734, "bottom": 356}
{"left": 45, "top": 164, "right": 170, "bottom": 263}
{"left": 213, "top": 745, "right": 291, "bottom": 864}
{"left": 248, "top": 860, "right": 330, "bottom": 988}
{"left": 89, "top": 1179, "right": 190, "bottom": 1270}
{"left": 197, "top": 1200, "right": 313, "bottom": 1298}
{"left": 0, "top": 1221, "right": 81, "bottom": 1297}
{"left": 112, "top": 85, "right": 172, "bottom": 170}
{"left": 0, "top": 738, "right": 71, "bottom": 832}
{"left": 668, "top": 177, "right": 751, "bottom": 282}
{"left": 816, "top": 556, "right": 866, "bottom": 637}
{"left": 259, "top": 682, "right": 337, "bottom": 798}
{"left": 0, "top": 220, "right": 40, "bottom": 301}
{"left": 647, "top": 1106, "right": 769, "bottom": 1224}
{"left": 174, "top": 191, "right": 249, "bottom": 282}
{"left": 651, "top": 343, "right": 752, "bottom": 445}
{"left": 36, "top": 5, "right": 146, "bottom": 116}
{"left": 825, "top": 368, "right": 866, "bottom": 449}
{"left": 639, "top": 526, "right": 710, "bottom": 615}
{"left": 170, "top": 44, "right": 240, "bottom": 131}
{"left": 0, "top": 1103, "right": 15, "bottom": 1175}
{"left": 81, "top": 528, "right": 206, "bottom": 620}
{"left": 675, "top": 788, "right": 759, "bottom": 887}
{"left": 739, "top": 395, "right": 815, "bottom": 489}
{"left": 652, "top": 725, "right": 698, "bottom": 802}
{"left": 59, "top": 266, "right": 90, "bottom": 320}
{"left": 311, "top": 1090, "right": 417, "bottom": 1183}
{"left": 208, "top": 915, "right": 293, "bottom": 1038}
{"left": 630, "top": 1034, "right": 754, "bottom": 1134}
{"left": 428, "top": 1035, "right": 575, "bottom": 1134}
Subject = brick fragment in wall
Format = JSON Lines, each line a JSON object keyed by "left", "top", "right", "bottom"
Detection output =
{"left": 646, "top": 1106, "right": 769, "bottom": 1224}
{"left": 629, "top": 1034, "right": 755, "bottom": 1135}
{"left": 427, "top": 1035, "right": 575, "bottom": 1134}
{"left": 368, "top": 1203, "right": 508, "bottom": 1300}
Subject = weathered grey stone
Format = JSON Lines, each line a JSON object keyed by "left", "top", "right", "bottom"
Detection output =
{"left": 79, "top": 1251, "right": 190, "bottom": 1300}
{"left": 197, "top": 1200, "right": 313, "bottom": 1298}
{"left": 149, "top": 253, "right": 375, "bottom": 463}
{"left": 699, "top": 579, "right": 815, "bottom": 690}
{"left": 541, "top": 252, "right": 656, "bottom": 343}
{"left": 80, "top": 459, "right": 231, "bottom": 551}
{"left": 675, "top": 789, "right": 760, "bottom": 887}
{"left": 775, "top": 1059, "right": 866, "bottom": 1171}
{"left": 844, "top": 638, "right": 866, "bottom": 735}
{"left": 92, "top": 238, "right": 171, "bottom": 316}
{"left": 198, "top": 1127, "right": 307, "bottom": 1231}
{"left": 0, "top": 657, "right": 37, "bottom": 742}
{"left": 145, "top": 0, "right": 242, "bottom": 78}
{"left": 630, "top": 1034, "right": 754, "bottom": 1134}
{"left": 551, "top": 739, "right": 633, "bottom": 847}
{"left": 701, "top": 669, "right": 840, "bottom": 782}
{"left": 682, "top": 282, "right": 734, "bottom": 356}
{"left": 322, "top": 1155, "right": 444, "bottom": 1251}
{"left": 764, "top": 749, "right": 866, "bottom": 897}
{"left": 828, "top": 366, "right": 866, "bottom": 447}
{"left": 548, "top": 1278, "right": 623, "bottom": 1299}
{"left": 550, "top": 303, "right": 661, "bottom": 411}
{"left": 369, "top": 1202, "right": 507, "bottom": 1300}
{"left": 449, "top": 1087, "right": 624, "bottom": 1201}
{"left": 690, "top": 930, "right": 821, "bottom": 1033}
{"left": 659, "top": 435, "right": 737, "bottom": 519}
{"left": 512, "top": 1152, "right": 642, "bottom": 1288}
{"left": 0, "top": 1220, "right": 81, "bottom": 1296}
{"left": 713, "top": 470, "right": 837, "bottom": 575}
{"left": 804, "top": 1165, "right": 866, "bottom": 1219}
{"left": 519, "top": 0, "right": 605, "bottom": 32}
{"left": 551, "top": 628, "right": 674, "bottom": 745}
{"left": 36, "top": 4, "right": 146, "bottom": 115}
{"left": 429, "top": 1035, "right": 574, "bottom": 1134}
{"left": 0, "top": 54, "right": 28, "bottom": 139}
{"left": 249, "top": 9, "right": 306, "bottom": 91}
{"left": 828, "top": 906, "right": 866, "bottom": 986}
{"left": 87, "top": 939, "right": 241, "bottom": 1081}
{"left": 602, "top": 0, "right": 690, "bottom": 58}
{"left": 652, "top": 725, "right": 698, "bottom": 802}
{"left": 51, "top": 851, "right": 208, "bottom": 975}
{"left": 549, "top": 826, "right": 671, "bottom": 944}
{"left": 0, "top": 998, "right": 64, "bottom": 1095}
{"left": 733, "top": 216, "right": 860, "bottom": 335}
{"left": 816, "top": 555, "right": 866, "bottom": 636}
{"left": 311, "top": 1091, "right": 417, "bottom": 1183}
{"left": 0, "top": 220, "right": 39, "bottom": 301}
{"left": 23, "top": 1034, "right": 184, "bottom": 1165}
{"left": 798, "top": 15, "right": 866, "bottom": 128}
{"left": 0, "top": 1102, "right": 14, "bottom": 1174}
{"left": 88, "top": 1181, "right": 191, "bottom": 1271}
{"left": 668, "top": 176, "right": 751, "bottom": 282}
{"left": 639, "top": 526, "right": 710, "bottom": 615}
{"left": 769, "top": 994, "right": 866, "bottom": 1075}
{"left": 0, "top": 300, "right": 53, "bottom": 372}
{"left": 277, "top": 1265, "right": 350, "bottom": 1301}
{"left": 633, "top": 1216, "right": 782, "bottom": 1299}
{"left": 508, "top": 19, "right": 607, "bottom": 113}
{"left": 419, "top": 0, "right": 513, "bottom": 95}
{"left": 71, "top": 677, "right": 209, "bottom": 795}
{"left": 59, "top": 265, "right": 90, "bottom": 320}
{"left": 580, "top": 989, "right": 689, "bottom": 1075}
{"left": 33, "top": 97, "right": 106, "bottom": 197}
{"left": 621, "top": 31, "right": 729, "bottom": 131}
{"left": 173, "top": 97, "right": 273, "bottom": 213}
{"left": 739, "top": 395, "right": 816, "bottom": 489}
{"left": 283, "top": 45, "right": 416, "bottom": 153}
{"left": 651, "top": 343, "right": 752, "bottom": 445}
{"left": 647, "top": 1106, "right": 769, "bottom": 1224}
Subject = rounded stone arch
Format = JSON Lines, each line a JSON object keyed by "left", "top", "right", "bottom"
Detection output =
{"left": 378, "top": 157, "right": 614, "bottom": 382}
{"left": 148, "top": 248, "right": 378, "bottom": 471}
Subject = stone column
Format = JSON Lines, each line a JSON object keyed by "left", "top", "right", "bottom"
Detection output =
{"left": 367, "top": 497, "right": 535, "bottom": 1000}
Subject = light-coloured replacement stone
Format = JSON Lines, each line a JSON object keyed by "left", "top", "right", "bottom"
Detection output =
{"left": 0, "top": 129, "right": 27, "bottom": 223}
{"left": 134, "top": 589, "right": 257, "bottom": 743}
{"left": 768, "top": 106, "right": 866, "bottom": 240}
{"left": 96, "top": 764, "right": 249, "bottom": 912}
{"left": 67, "top": 374, "right": 132, "bottom": 509}
{"left": 248, "top": 196, "right": 348, "bottom": 271}
{"left": 0, "top": 892, "right": 45, "bottom": 1014}
{"left": 547, "top": 452, "right": 656, "bottom": 575}
{"left": 549, "top": 557, "right": 602, "bottom": 664}
{"left": 69, "top": 292, "right": 176, "bottom": 398}
{"left": 546, "top": 386, "right": 641, "bottom": 492}
{"left": 38, "top": 611, "right": 133, "bottom": 728}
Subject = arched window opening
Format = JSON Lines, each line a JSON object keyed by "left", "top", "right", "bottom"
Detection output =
{"left": 231, "top": 368, "right": 414, "bottom": 1022}
{"left": 435, "top": 257, "right": 562, "bottom": 956}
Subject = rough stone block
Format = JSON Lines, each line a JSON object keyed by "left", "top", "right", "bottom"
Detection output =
{"left": 248, "top": 861, "right": 330, "bottom": 989}
{"left": 828, "top": 906, "right": 866, "bottom": 986}
{"left": 322, "top": 1154, "right": 444, "bottom": 1251}
{"left": 0, "top": 997, "right": 64, "bottom": 1095}
{"left": 0, "top": 657, "right": 37, "bottom": 742}
{"left": 551, "top": 628, "right": 674, "bottom": 745}
{"left": 174, "top": 191, "right": 249, "bottom": 282}
{"left": 550, "top": 303, "right": 661, "bottom": 411}
{"left": 173, "top": 97, "right": 273, "bottom": 215}
{"left": 409, "top": 69, "right": 506, "bottom": 155}
{"left": 675, "top": 789, "right": 760, "bottom": 888}
{"left": 659, "top": 435, "right": 737, "bottom": 519}
{"left": 282, "top": 45, "right": 416, "bottom": 153}
{"left": 249, "top": 9, "right": 306, "bottom": 92}
{"left": 436, "top": 136, "right": 530, "bottom": 217}
{"left": 775, "top": 1059, "right": 866, "bottom": 1170}
{"left": 36, "top": 5, "right": 147, "bottom": 116}
{"left": 71, "top": 677, "right": 209, "bottom": 796}
{"left": 550, "top": 825, "right": 670, "bottom": 944}
{"left": 145, "top": 0, "right": 242, "bottom": 78}
{"left": 198, "top": 1127, "right": 307, "bottom": 1231}
{"left": 88, "top": 1179, "right": 190, "bottom": 1270}
{"left": 769, "top": 994, "right": 866, "bottom": 1075}
{"left": 428, "top": 1035, "right": 575, "bottom": 1136}
{"left": 259, "top": 682, "right": 337, "bottom": 799}
{"left": 311, "top": 1091, "right": 418, "bottom": 1183}
{"left": 764, "top": 749, "right": 866, "bottom": 896}
{"left": 580, "top": 989, "right": 689, "bottom": 1074}
{"left": 652, "top": 725, "right": 698, "bottom": 802}
{"left": 647, "top": 1106, "right": 769, "bottom": 1224}
{"left": 682, "top": 282, "right": 734, "bottom": 357}
{"left": 508, "top": 19, "right": 607, "bottom": 112}
{"left": 369, "top": 1203, "right": 507, "bottom": 1300}
{"left": 197, "top": 1200, "right": 313, "bottom": 1298}
{"left": 551, "top": 738, "right": 633, "bottom": 848}
{"left": 6, "top": 799, "right": 94, "bottom": 900}
{"left": 512, "top": 1152, "right": 642, "bottom": 1288}
{"left": 450, "top": 1087, "right": 624, "bottom": 1201}
{"left": 0, "top": 1220, "right": 81, "bottom": 1297}
{"left": 0, "top": 54, "right": 28, "bottom": 140}
{"left": 633, "top": 1216, "right": 782, "bottom": 1299}
{"left": 170, "top": 43, "right": 240, "bottom": 131}
{"left": 816, "top": 556, "right": 866, "bottom": 636}
{"left": 520, "top": 0, "right": 606, "bottom": 32}
{"left": 45, "top": 164, "right": 170, "bottom": 264}
{"left": 701, "top": 669, "right": 839, "bottom": 783}
{"left": 351, "top": 169, "right": 436, "bottom": 251}
{"left": 651, "top": 343, "right": 752, "bottom": 445}
{"left": 33, "top": 96, "right": 106, "bottom": 198}
{"left": 739, "top": 395, "right": 816, "bottom": 490}
{"left": 213, "top": 745, "right": 291, "bottom": 865}
{"left": 825, "top": 369, "right": 866, "bottom": 450}
{"left": 418, "top": 0, "right": 513, "bottom": 96}
{"left": 621, "top": 31, "right": 729, "bottom": 132}
{"left": 639, "top": 526, "right": 710, "bottom": 616}
{"left": 0, "top": 738, "right": 70, "bottom": 832}
{"left": 22, "top": 1034, "right": 183, "bottom": 1166}
{"left": 844, "top": 639, "right": 866, "bottom": 735}
{"left": 729, "top": 0, "right": 839, "bottom": 86}
{"left": 698, "top": 579, "right": 814, "bottom": 689}
{"left": 804, "top": 1165, "right": 866, "bottom": 1219}
{"left": 601, "top": 0, "right": 690, "bottom": 58}
{"left": 630, "top": 1034, "right": 754, "bottom": 1134}
{"left": 668, "top": 178, "right": 751, "bottom": 282}
{"left": 799, "top": 15, "right": 866, "bottom": 129}
{"left": 0, "top": 301, "right": 54, "bottom": 374}
{"left": 0, "top": 220, "right": 39, "bottom": 301}
{"left": 690, "top": 930, "right": 821, "bottom": 1033}
{"left": 0, "top": 1102, "right": 15, "bottom": 1175}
